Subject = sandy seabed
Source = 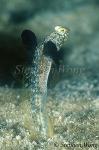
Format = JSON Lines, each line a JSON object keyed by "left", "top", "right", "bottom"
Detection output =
{"left": 0, "top": 78, "right": 99, "bottom": 150}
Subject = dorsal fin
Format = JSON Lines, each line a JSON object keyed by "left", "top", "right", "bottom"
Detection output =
{"left": 21, "top": 29, "right": 37, "bottom": 50}
{"left": 21, "top": 29, "right": 37, "bottom": 64}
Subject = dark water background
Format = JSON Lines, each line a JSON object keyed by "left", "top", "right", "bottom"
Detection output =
{"left": 0, "top": 0, "right": 99, "bottom": 87}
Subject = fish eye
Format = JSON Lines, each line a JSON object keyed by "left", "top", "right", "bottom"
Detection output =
{"left": 55, "top": 26, "right": 69, "bottom": 34}
{"left": 60, "top": 28, "right": 65, "bottom": 32}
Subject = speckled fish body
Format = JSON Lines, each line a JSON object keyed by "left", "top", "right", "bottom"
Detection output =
{"left": 21, "top": 26, "right": 69, "bottom": 136}
{"left": 28, "top": 26, "right": 69, "bottom": 136}
{"left": 29, "top": 27, "right": 69, "bottom": 104}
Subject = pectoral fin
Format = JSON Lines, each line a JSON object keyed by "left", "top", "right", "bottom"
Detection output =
{"left": 43, "top": 41, "right": 64, "bottom": 68}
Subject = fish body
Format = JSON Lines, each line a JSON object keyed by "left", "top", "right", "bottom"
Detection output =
{"left": 19, "top": 26, "right": 69, "bottom": 137}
